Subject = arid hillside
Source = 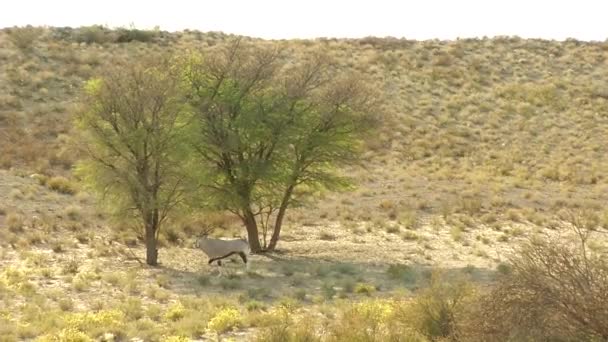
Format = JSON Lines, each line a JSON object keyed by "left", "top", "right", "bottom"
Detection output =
{"left": 3, "top": 28, "right": 608, "bottom": 226}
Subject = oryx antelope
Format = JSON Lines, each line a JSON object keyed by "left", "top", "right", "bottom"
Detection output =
{"left": 194, "top": 227, "right": 251, "bottom": 275}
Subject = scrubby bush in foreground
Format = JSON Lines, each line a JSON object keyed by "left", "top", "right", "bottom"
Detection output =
{"left": 468, "top": 219, "right": 608, "bottom": 341}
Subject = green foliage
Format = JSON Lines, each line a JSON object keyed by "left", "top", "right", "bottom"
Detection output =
{"left": 183, "top": 40, "right": 377, "bottom": 250}
{"left": 75, "top": 57, "right": 194, "bottom": 265}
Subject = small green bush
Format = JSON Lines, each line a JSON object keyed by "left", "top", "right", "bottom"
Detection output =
{"left": 245, "top": 300, "right": 266, "bottom": 312}
{"left": 73, "top": 25, "right": 113, "bottom": 44}
{"left": 354, "top": 283, "right": 376, "bottom": 296}
{"left": 321, "top": 282, "right": 337, "bottom": 300}
{"left": 115, "top": 27, "right": 157, "bottom": 43}
{"left": 387, "top": 264, "right": 419, "bottom": 285}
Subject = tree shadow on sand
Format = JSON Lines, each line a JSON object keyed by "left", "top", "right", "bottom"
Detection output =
{"left": 153, "top": 252, "right": 499, "bottom": 300}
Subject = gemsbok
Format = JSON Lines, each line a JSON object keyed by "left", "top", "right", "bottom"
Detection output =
{"left": 194, "top": 227, "right": 250, "bottom": 276}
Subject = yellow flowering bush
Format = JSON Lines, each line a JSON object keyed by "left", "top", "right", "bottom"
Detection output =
{"left": 352, "top": 300, "right": 394, "bottom": 322}
{"left": 37, "top": 327, "right": 93, "bottom": 342}
{"left": 208, "top": 307, "right": 242, "bottom": 334}
{"left": 0, "top": 267, "right": 27, "bottom": 288}
{"left": 164, "top": 302, "right": 186, "bottom": 321}
{"left": 64, "top": 309, "right": 125, "bottom": 333}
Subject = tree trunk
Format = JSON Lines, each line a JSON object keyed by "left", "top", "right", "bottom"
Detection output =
{"left": 243, "top": 209, "right": 263, "bottom": 253}
{"left": 268, "top": 185, "right": 294, "bottom": 251}
{"left": 145, "top": 222, "right": 158, "bottom": 266}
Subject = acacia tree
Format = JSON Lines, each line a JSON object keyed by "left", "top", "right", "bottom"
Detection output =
{"left": 184, "top": 40, "right": 377, "bottom": 252}
{"left": 76, "top": 58, "right": 191, "bottom": 265}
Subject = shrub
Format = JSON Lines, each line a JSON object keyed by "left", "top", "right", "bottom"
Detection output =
{"left": 332, "top": 263, "right": 358, "bottom": 276}
{"left": 38, "top": 327, "right": 92, "bottom": 342}
{"left": 30, "top": 173, "right": 48, "bottom": 186}
{"left": 163, "top": 228, "right": 181, "bottom": 245}
{"left": 254, "top": 309, "right": 321, "bottom": 342}
{"left": 121, "top": 298, "right": 143, "bottom": 320}
{"left": 252, "top": 307, "right": 293, "bottom": 340}
{"left": 321, "top": 282, "right": 337, "bottom": 300}
{"left": 6, "top": 213, "right": 24, "bottom": 233}
{"left": 245, "top": 300, "right": 266, "bottom": 312}
{"left": 73, "top": 25, "right": 113, "bottom": 44}
{"left": 63, "top": 310, "right": 124, "bottom": 337}
{"left": 355, "top": 283, "right": 377, "bottom": 296}
{"left": 387, "top": 264, "right": 419, "bottom": 285}
{"left": 47, "top": 176, "right": 77, "bottom": 195}
{"left": 326, "top": 300, "right": 417, "bottom": 342}
{"left": 207, "top": 307, "right": 242, "bottom": 334}
{"left": 164, "top": 303, "right": 185, "bottom": 322}
{"left": 7, "top": 26, "right": 43, "bottom": 50}
{"left": 469, "top": 224, "right": 608, "bottom": 340}
{"left": 59, "top": 298, "right": 75, "bottom": 312}
{"left": 52, "top": 241, "right": 65, "bottom": 253}
{"left": 457, "top": 195, "right": 482, "bottom": 215}
{"left": 115, "top": 27, "right": 157, "bottom": 43}
{"left": 401, "top": 272, "right": 474, "bottom": 340}
{"left": 64, "top": 205, "right": 83, "bottom": 221}
{"left": 155, "top": 274, "right": 171, "bottom": 289}
{"left": 62, "top": 258, "right": 79, "bottom": 274}
{"left": 245, "top": 287, "right": 272, "bottom": 301}
{"left": 398, "top": 210, "right": 418, "bottom": 229}
{"left": 71, "top": 276, "right": 89, "bottom": 292}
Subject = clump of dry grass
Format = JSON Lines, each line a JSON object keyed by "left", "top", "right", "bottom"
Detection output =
{"left": 47, "top": 176, "right": 77, "bottom": 195}
{"left": 6, "top": 212, "right": 25, "bottom": 232}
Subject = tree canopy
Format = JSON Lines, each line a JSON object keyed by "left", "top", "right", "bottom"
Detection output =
{"left": 183, "top": 40, "right": 378, "bottom": 252}
{"left": 76, "top": 57, "right": 193, "bottom": 265}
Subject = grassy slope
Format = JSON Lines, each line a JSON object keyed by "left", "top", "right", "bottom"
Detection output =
{"left": 2, "top": 30, "right": 608, "bottom": 219}
{"left": 1, "top": 27, "right": 608, "bottom": 340}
